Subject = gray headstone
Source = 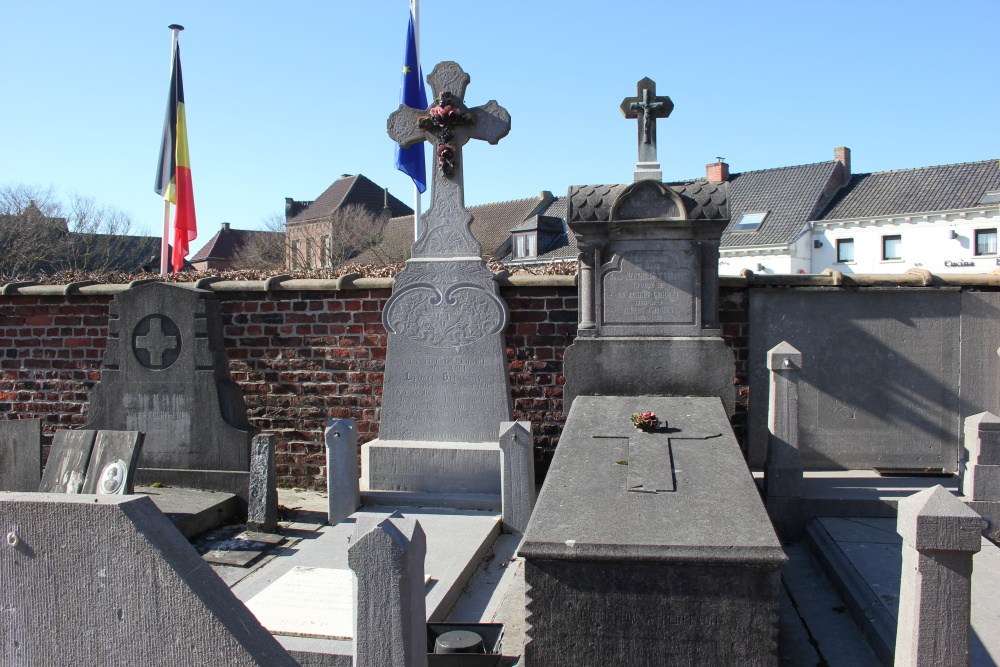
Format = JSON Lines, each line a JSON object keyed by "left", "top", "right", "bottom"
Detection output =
{"left": 895, "top": 485, "right": 983, "bottom": 667}
{"left": 247, "top": 434, "right": 278, "bottom": 532}
{"left": 520, "top": 396, "right": 785, "bottom": 666}
{"left": 748, "top": 288, "right": 961, "bottom": 469}
{"left": 0, "top": 493, "right": 298, "bottom": 666}
{"left": 961, "top": 412, "right": 1000, "bottom": 501}
{"left": 381, "top": 62, "right": 512, "bottom": 444}
{"left": 83, "top": 282, "right": 255, "bottom": 498}
{"left": 326, "top": 419, "right": 360, "bottom": 526}
{"left": 38, "top": 429, "right": 96, "bottom": 493}
{"left": 349, "top": 513, "right": 428, "bottom": 667}
{"left": 0, "top": 418, "right": 40, "bottom": 492}
{"left": 80, "top": 430, "right": 144, "bottom": 495}
{"left": 620, "top": 77, "right": 673, "bottom": 182}
{"left": 498, "top": 420, "right": 535, "bottom": 534}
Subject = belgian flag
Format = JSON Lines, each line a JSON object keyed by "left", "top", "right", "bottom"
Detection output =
{"left": 154, "top": 42, "right": 196, "bottom": 273}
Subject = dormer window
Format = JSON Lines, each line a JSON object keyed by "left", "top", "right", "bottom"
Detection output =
{"left": 513, "top": 231, "right": 537, "bottom": 259}
{"left": 732, "top": 211, "right": 768, "bottom": 232}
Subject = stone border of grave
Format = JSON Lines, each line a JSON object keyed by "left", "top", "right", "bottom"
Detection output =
{"left": 3, "top": 270, "right": 1000, "bottom": 296}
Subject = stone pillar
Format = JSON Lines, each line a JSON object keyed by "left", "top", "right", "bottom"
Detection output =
{"left": 765, "top": 342, "right": 804, "bottom": 540}
{"left": 349, "top": 513, "right": 428, "bottom": 667}
{"left": 895, "top": 485, "right": 983, "bottom": 667}
{"left": 326, "top": 419, "right": 360, "bottom": 526}
{"left": 499, "top": 421, "right": 535, "bottom": 533}
{"left": 577, "top": 245, "right": 597, "bottom": 335}
{"left": 961, "top": 411, "right": 1000, "bottom": 501}
{"left": 247, "top": 434, "right": 278, "bottom": 533}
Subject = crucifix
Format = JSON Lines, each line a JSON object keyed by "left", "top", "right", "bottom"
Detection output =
{"left": 387, "top": 61, "right": 511, "bottom": 259}
{"left": 620, "top": 77, "right": 673, "bottom": 182}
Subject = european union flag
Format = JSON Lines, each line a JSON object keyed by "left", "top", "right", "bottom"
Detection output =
{"left": 395, "top": 9, "right": 428, "bottom": 193}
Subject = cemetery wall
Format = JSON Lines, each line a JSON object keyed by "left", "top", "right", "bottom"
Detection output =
{"left": 6, "top": 274, "right": 993, "bottom": 489}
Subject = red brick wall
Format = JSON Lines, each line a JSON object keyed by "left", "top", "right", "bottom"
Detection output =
{"left": 0, "top": 283, "right": 747, "bottom": 489}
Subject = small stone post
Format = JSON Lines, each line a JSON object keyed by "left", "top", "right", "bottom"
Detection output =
{"left": 349, "top": 513, "right": 428, "bottom": 667}
{"left": 961, "top": 412, "right": 1000, "bottom": 501}
{"left": 894, "top": 485, "right": 983, "bottom": 667}
{"left": 247, "top": 434, "right": 278, "bottom": 533}
{"left": 765, "top": 341, "right": 804, "bottom": 540}
{"left": 499, "top": 421, "right": 535, "bottom": 534}
{"left": 326, "top": 418, "right": 360, "bottom": 526}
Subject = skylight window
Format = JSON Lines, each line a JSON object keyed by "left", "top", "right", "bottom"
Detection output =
{"left": 979, "top": 191, "right": 1000, "bottom": 205}
{"left": 732, "top": 211, "right": 768, "bottom": 231}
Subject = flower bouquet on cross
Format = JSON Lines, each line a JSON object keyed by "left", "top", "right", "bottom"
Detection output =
{"left": 630, "top": 411, "right": 661, "bottom": 431}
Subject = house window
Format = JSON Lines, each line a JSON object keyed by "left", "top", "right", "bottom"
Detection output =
{"left": 513, "top": 232, "right": 536, "bottom": 259}
{"left": 882, "top": 234, "right": 902, "bottom": 261}
{"left": 290, "top": 240, "right": 301, "bottom": 269}
{"left": 320, "top": 235, "right": 330, "bottom": 267}
{"left": 836, "top": 238, "right": 854, "bottom": 263}
{"left": 975, "top": 228, "right": 997, "bottom": 256}
{"left": 732, "top": 211, "right": 768, "bottom": 232}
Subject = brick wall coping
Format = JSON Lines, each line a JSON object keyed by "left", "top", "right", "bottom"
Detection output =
{"left": 3, "top": 270, "right": 999, "bottom": 297}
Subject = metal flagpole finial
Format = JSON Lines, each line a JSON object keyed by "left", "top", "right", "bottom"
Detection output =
{"left": 168, "top": 24, "right": 185, "bottom": 32}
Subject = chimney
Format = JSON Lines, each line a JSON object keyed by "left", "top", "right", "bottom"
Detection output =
{"left": 221, "top": 222, "right": 231, "bottom": 232}
{"left": 834, "top": 146, "right": 851, "bottom": 174}
{"left": 706, "top": 157, "right": 729, "bottom": 182}
{"left": 381, "top": 187, "right": 392, "bottom": 219}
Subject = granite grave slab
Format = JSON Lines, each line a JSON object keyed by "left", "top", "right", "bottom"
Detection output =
{"left": 520, "top": 395, "right": 785, "bottom": 666}
{"left": 748, "top": 287, "right": 961, "bottom": 470}
{"left": 80, "top": 430, "right": 143, "bottom": 495}
{"left": 0, "top": 418, "right": 41, "bottom": 492}
{"left": 0, "top": 492, "right": 297, "bottom": 666}
{"left": 38, "top": 429, "right": 96, "bottom": 493}
{"left": 83, "top": 282, "right": 255, "bottom": 499}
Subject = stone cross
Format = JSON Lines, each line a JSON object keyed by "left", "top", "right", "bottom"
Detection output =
{"left": 135, "top": 316, "right": 178, "bottom": 366}
{"left": 620, "top": 77, "right": 673, "bottom": 182}
{"left": 387, "top": 61, "right": 510, "bottom": 258}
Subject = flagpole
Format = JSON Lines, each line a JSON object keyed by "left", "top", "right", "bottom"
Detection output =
{"left": 160, "top": 24, "right": 183, "bottom": 275}
{"left": 412, "top": 0, "right": 422, "bottom": 241}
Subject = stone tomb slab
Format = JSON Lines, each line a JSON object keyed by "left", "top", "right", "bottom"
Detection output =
{"left": 520, "top": 396, "right": 786, "bottom": 667}
{"left": 748, "top": 288, "right": 961, "bottom": 470}
{"left": 80, "top": 430, "right": 144, "bottom": 495}
{"left": 246, "top": 567, "right": 355, "bottom": 639}
{"left": 38, "top": 429, "right": 96, "bottom": 493}
{"left": 83, "top": 282, "right": 255, "bottom": 498}
{"left": 0, "top": 418, "right": 41, "bottom": 492}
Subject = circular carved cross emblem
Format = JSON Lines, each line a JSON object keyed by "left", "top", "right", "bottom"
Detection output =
{"left": 132, "top": 315, "right": 181, "bottom": 369}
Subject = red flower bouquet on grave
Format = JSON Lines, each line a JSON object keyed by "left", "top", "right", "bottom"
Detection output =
{"left": 630, "top": 411, "right": 660, "bottom": 431}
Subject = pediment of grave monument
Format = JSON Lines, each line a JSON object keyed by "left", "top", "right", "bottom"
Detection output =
{"left": 83, "top": 282, "right": 254, "bottom": 479}
{"left": 567, "top": 179, "right": 728, "bottom": 231}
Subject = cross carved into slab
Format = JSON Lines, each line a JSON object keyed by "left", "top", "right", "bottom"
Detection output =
{"left": 387, "top": 61, "right": 511, "bottom": 258}
{"left": 620, "top": 77, "right": 673, "bottom": 180}
{"left": 135, "top": 316, "right": 178, "bottom": 367}
{"left": 597, "top": 430, "right": 720, "bottom": 494}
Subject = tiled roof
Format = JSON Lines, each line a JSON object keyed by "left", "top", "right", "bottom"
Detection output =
{"left": 289, "top": 174, "right": 412, "bottom": 225}
{"left": 567, "top": 180, "right": 728, "bottom": 223}
{"left": 350, "top": 194, "right": 554, "bottom": 265}
{"left": 191, "top": 226, "right": 281, "bottom": 262}
{"left": 818, "top": 159, "right": 1000, "bottom": 221}
{"left": 722, "top": 161, "right": 843, "bottom": 248}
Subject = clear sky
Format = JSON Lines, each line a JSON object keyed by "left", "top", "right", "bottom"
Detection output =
{"left": 2, "top": 1, "right": 997, "bottom": 248}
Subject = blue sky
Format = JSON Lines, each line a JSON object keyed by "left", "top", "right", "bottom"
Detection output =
{"left": 2, "top": 1, "right": 997, "bottom": 247}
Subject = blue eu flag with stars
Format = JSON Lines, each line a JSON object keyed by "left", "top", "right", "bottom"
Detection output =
{"left": 395, "top": 9, "right": 427, "bottom": 193}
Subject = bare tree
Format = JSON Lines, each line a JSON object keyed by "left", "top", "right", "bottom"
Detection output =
{"left": 324, "top": 203, "right": 388, "bottom": 269}
{"left": 0, "top": 183, "right": 143, "bottom": 280}
{"left": 230, "top": 212, "right": 288, "bottom": 271}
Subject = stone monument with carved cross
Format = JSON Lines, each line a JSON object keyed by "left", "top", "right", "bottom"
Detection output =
{"left": 82, "top": 282, "right": 256, "bottom": 501}
{"left": 620, "top": 77, "right": 672, "bottom": 182}
{"left": 361, "top": 61, "right": 515, "bottom": 505}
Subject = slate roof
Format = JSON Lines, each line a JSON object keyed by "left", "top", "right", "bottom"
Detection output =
{"left": 722, "top": 160, "right": 844, "bottom": 248}
{"left": 191, "top": 226, "right": 281, "bottom": 262}
{"left": 818, "top": 159, "right": 1000, "bottom": 221}
{"left": 289, "top": 174, "right": 413, "bottom": 225}
{"left": 349, "top": 193, "right": 555, "bottom": 265}
{"left": 567, "top": 180, "right": 728, "bottom": 223}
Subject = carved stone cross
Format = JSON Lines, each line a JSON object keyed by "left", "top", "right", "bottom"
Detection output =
{"left": 620, "top": 77, "right": 673, "bottom": 182}
{"left": 135, "top": 316, "right": 177, "bottom": 366}
{"left": 387, "top": 61, "right": 511, "bottom": 258}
